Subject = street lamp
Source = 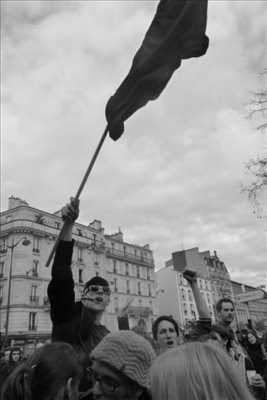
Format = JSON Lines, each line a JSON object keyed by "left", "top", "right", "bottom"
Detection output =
{"left": 2, "top": 236, "right": 31, "bottom": 349}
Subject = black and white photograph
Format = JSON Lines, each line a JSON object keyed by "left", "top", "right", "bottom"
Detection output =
{"left": 0, "top": 1, "right": 267, "bottom": 399}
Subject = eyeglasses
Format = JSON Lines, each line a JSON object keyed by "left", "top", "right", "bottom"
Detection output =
{"left": 86, "top": 367, "right": 121, "bottom": 393}
{"left": 84, "top": 285, "right": 111, "bottom": 295}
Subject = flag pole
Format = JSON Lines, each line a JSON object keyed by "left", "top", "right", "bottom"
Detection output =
{"left": 45, "top": 125, "right": 109, "bottom": 267}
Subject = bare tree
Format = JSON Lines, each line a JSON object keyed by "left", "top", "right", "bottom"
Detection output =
{"left": 242, "top": 68, "right": 267, "bottom": 217}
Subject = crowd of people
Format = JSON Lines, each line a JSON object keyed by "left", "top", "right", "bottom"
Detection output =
{"left": 1, "top": 198, "right": 266, "bottom": 399}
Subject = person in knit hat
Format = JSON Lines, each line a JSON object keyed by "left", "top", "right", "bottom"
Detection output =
{"left": 90, "top": 330, "right": 156, "bottom": 400}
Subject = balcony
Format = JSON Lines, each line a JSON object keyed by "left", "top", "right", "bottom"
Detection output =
{"left": 88, "top": 241, "right": 105, "bottom": 254}
{"left": 43, "top": 296, "right": 50, "bottom": 306}
{"left": 32, "top": 248, "right": 40, "bottom": 254}
{"left": 29, "top": 296, "right": 39, "bottom": 305}
{"left": 106, "top": 248, "right": 153, "bottom": 267}
{"left": 29, "top": 326, "right": 37, "bottom": 331}
{"left": 127, "top": 306, "right": 153, "bottom": 318}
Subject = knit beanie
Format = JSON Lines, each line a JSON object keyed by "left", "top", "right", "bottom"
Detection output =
{"left": 91, "top": 330, "right": 156, "bottom": 388}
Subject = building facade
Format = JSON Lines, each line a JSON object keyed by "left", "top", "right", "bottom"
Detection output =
{"left": 0, "top": 196, "right": 157, "bottom": 349}
{"left": 231, "top": 280, "right": 267, "bottom": 328}
{"left": 156, "top": 247, "right": 216, "bottom": 329}
{"left": 156, "top": 246, "right": 267, "bottom": 330}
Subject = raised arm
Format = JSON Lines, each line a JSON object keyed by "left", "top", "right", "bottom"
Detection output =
{"left": 183, "top": 270, "right": 210, "bottom": 319}
{"left": 47, "top": 198, "right": 80, "bottom": 323}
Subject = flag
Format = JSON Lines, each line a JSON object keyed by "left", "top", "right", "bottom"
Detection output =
{"left": 106, "top": 0, "right": 209, "bottom": 141}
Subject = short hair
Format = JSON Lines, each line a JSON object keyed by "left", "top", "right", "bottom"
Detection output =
{"left": 1, "top": 342, "right": 82, "bottom": 400}
{"left": 84, "top": 276, "right": 110, "bottom": 291}
{"left": 215, "top": 298, "right": 234, "bottom": 313}
{"left": 150, "top": 342, "right": 255, "bottom": 400}
{"left": 152, "top": 315, "right": 179, "bottom": 340}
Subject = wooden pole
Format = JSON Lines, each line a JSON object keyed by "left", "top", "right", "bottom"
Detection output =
{"left": 45, "top": 125, "right": 109, "bottom": 267}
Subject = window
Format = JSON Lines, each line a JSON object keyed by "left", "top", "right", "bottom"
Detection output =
{"left": 147, "top": 268, "right": 151, "bottom": 280}
{"left": 113, "top": 260, "right": 117, "bottom": 274}
{"left": 77, "top": 247, "right": 83, "bottom": 262}
{"left": 33, "top": 236, "right": 40, "bottom": 253}
{"left": 32, "top": 260, "right": 38, "bottom": 277}
{"left": 0, "top": 286, "right": 3, "bottom": 304}
{"left": 137, "top": 267, "right": 140, "bottom": 278}
{"left": 0, "top": 262, "right": 4, "bottom": 277}
{"left": 125, "top": 263, "right": 129, "bottom": 276}
{"left": 55, "top": 221, "right": 60, "bottom": 229}
{"left": 114, "top": 297, "right": 119, "bottom": 312}
{"left": 29, "top": 312, "right": 37, "bottom": 331}
{"left": 0, "top": 239, "right": 7, "bottom": 253}
{"left": 78, "top": 269, "right": 83, "bottom": 284}
{"left": 114, "top": 278, "right": 118, "bottom": 292}
{"left": 138, "top": 282, "right": 141, "bottom": 295}
{"left": 30, "top": 285, "right": 38, "bottom": 303}
{"left": 139, "top": 298, "right": 143, "bottom": 307}
{"left": 126, "top": 280, "right": 130, "bottom": 294}
{"left": 148, "top": 284, "right": 152, "bottom": 297}
{"left": 188, "top": 290, "right": 193, "bottom": 302}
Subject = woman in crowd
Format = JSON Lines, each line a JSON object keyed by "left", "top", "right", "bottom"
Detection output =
{"left": 152, "top": 315, "right": 180, "bottom": 354}
{"left": 150, "top": 341, "right": 255, "bottom": 400}
{"left": 243, "top": 330, "right": 266, "bottom": 377}
{"left": 1, "top": 342, "right": 82, "bottom": 400}
{"left": 90, "top": 330, "right": 156, "bottom": 400}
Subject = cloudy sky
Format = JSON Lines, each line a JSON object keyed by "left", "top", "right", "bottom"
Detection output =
{"left": 1, "top": 1, "right": 266, "bottom": 287}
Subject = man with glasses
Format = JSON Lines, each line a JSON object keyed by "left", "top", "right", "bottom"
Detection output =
{"left": 47, "top": 198, "right": 111, "bottom": 396}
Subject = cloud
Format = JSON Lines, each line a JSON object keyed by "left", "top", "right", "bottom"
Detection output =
{"left": 1, "top": 1, "right": 266, "bottom": 288}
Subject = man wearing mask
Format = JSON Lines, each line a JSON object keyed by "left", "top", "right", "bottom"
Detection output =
{"left": 47, "top": 198, "right": 110, "bottom": 356}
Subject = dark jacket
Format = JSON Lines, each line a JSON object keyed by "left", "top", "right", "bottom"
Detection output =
{"left": 47, "top": 240, "right": 109, "bottom": 354}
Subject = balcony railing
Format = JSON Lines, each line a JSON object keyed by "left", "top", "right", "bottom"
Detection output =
{"left": 29, "top": 325, "right": 37, "bottom": 331}
{"left": 29, "top": 296, "right": 39, "bottom": 304}
{"left": 106, "top": 248, "right": 153, "bottom": 266}
{"left": 127, "top": 306, "right": 152, "bottom": 318}
{"left": 43, "top": 296, "right": 50, "bottom": 306}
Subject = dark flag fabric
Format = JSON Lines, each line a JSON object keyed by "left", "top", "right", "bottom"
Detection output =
{"left": 106, "top": 0, "right": 209, "bottom": 141}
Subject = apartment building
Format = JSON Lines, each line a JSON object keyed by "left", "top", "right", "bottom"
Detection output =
{"left": 0, "top": 196, "right": 157, "bottom": 348}
{"left": 156, "top": 247, "right": 216, "bottom": 328}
